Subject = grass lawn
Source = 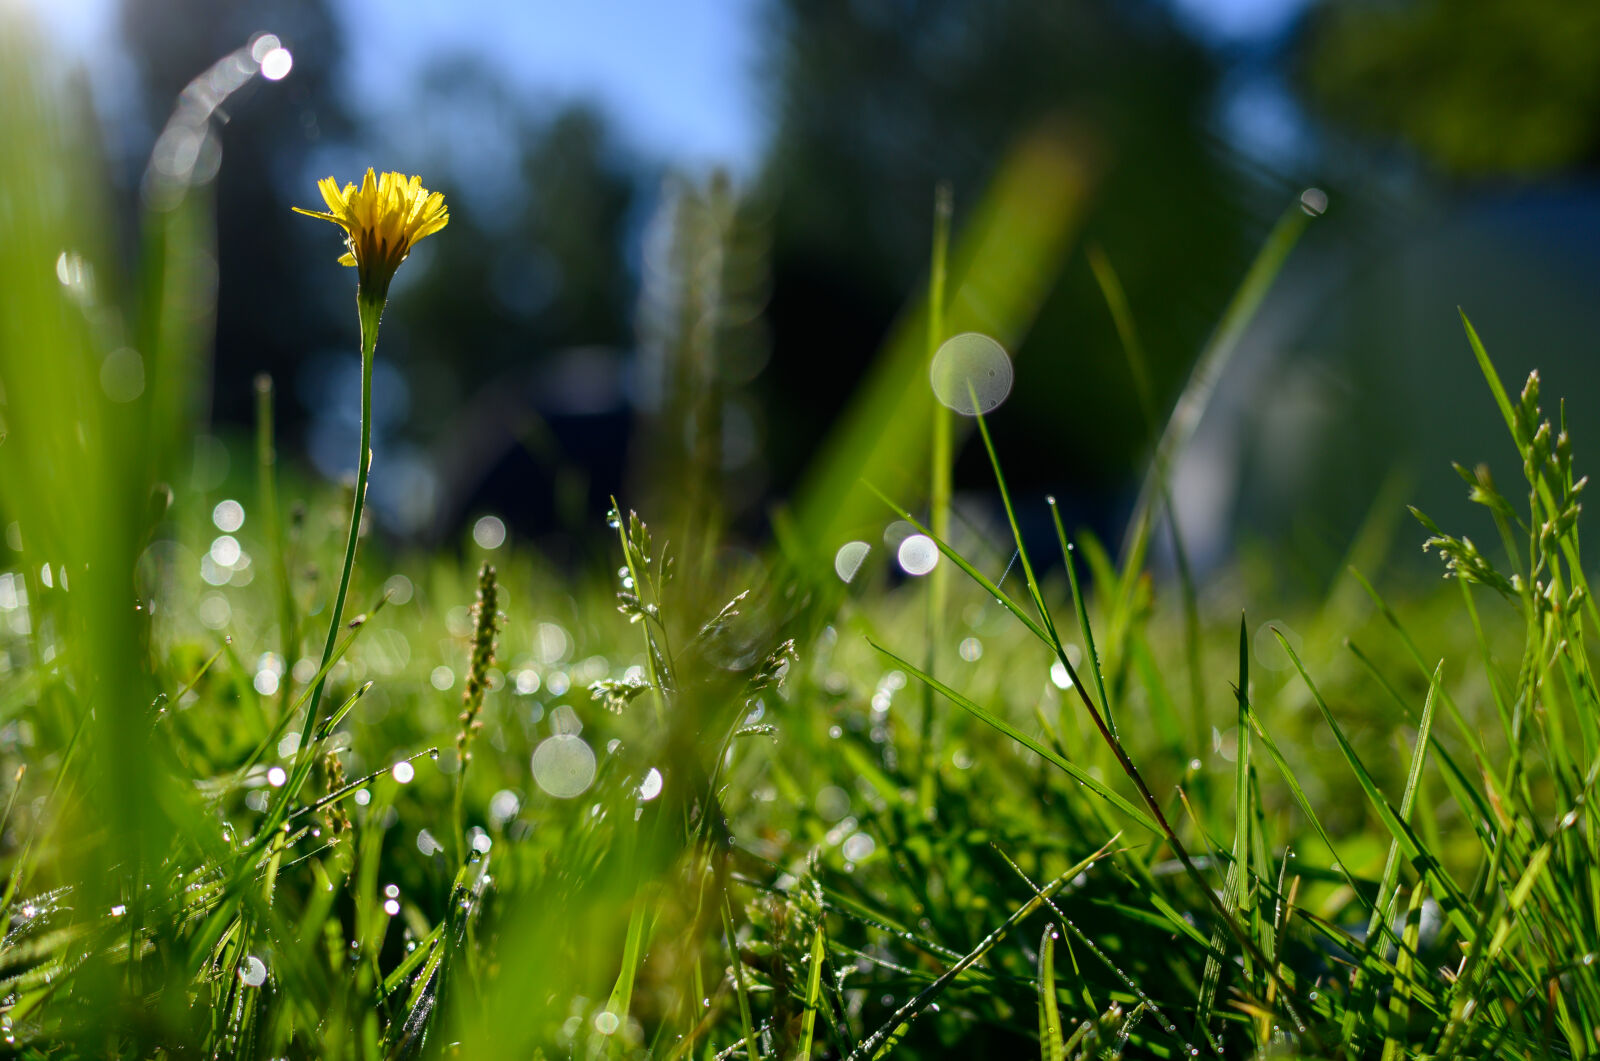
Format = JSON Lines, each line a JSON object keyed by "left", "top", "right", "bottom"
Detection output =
{"left": 3, "top": 20, "right": 1598, "bottom": 1061}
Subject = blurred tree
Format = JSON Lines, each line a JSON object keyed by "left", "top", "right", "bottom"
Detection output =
{"left": 121, "top": 0, "right": 354, "bottom": 434}
{"left": 383, "top": 65, "right": 645, "bottom": 542}
{"left": 758, "top": 0, "right": 1283, "bottom": 512}
{"left": 1302, "top": 0, "right": 1600, "bottom": 176}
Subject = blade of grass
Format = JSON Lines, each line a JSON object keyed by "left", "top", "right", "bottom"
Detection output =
{"left": 1038, "top": 926, "right": 1065, "bottom": 1061}
{"left": 798, "top": 921, "right": 826, "bottom": 1060}
{"left": 846, "top": 842, "right": 1115, "bottom": 1061}
{"left": 922, "top": 181, "right": 955, "bottom": 816}
{"left": 1050, "top": 500, "right": 1112, "bottom": 732}
{"left": 871, "top": 640, "right": 1158, "bottom": 833}
{"left": 720, "top": 892, "right": 760, "bottom": 1061}
{"left": 1276, "top": 631, "right": 1476, "bottom": 940}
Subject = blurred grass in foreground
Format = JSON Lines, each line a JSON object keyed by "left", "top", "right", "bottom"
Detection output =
{"left": 4, "top": 17, "right": 1600, "bottom": 1061}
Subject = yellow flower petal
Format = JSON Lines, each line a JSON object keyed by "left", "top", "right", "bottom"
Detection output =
{"left": 293, "top": 167, "right": 450, "bottom": 298}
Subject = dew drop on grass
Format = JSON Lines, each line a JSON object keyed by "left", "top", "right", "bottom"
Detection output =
{"left": 1300, "top": 187, "right": 1329, "bottom": 216}
{"left": 238, "top": 956, "right": 266, "bottom": 987}
{"left": 531, "top": 734, "right": 596, "bottom": 798}
{"left": 930, "top": 332, "right": 1013, "bottom": 415}
{"left": 834, "top": 541, "right": 871, "bottom": 583}
{"left": 391, "top": 761, "right": 415, "bottom": 785}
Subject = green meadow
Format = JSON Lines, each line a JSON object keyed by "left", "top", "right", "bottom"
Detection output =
{"left": 3, "top": 13, "right": 1599, "bottom": 1061}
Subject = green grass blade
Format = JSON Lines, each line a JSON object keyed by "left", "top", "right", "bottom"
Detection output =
{"left": 1459, "top": 310, "right": 1519, "bottom": 444}
{"left": 1051, "top": 502, "right": 1112, "bottom": 731}
{"left": 1276, "top": 631, "right": 1476, "bottom": 940}
{"left": 721, "top": 892, "right": 760, "bottom": 1061}
{"left": 798, "top": 921, "right": 826, "bottom": 1059}
{"left": 849, "top": 845, "right": 1112, "bottom": 1061}
{"left": 865, "top": 484, "right": 1054, "bottom": 649}
{"left": 1121, "top": 200, "right": 1314, "bottom": 561}
{"left": 1038, "top": 926, "right": 1065, "bottom": 1061}
{"left": 870, "top": 639, "right": 1160, "bottom": 835}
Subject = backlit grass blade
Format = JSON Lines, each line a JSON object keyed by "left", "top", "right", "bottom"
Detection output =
{"left": 847, "top": 847, "right": 1112, "bottom": 1061}
{"left": 720, "top": 892, "right": 760, "bottom": 1061}
{"left": 970, "top": 403, "right": 1059, "bottom": 648}
{"left": 1459, "top": 310, "right": 1518, "bottom": 444}
{"left": 865, "top": 484, "right": 1054, "bottom": 650}
{"left": 1276, "top": 631, "right": 1476, "bottom": 940}
{"left": 798, "top": 921, "right": 826, "bottom": 1059}
{"left": 1379, "top": 883, "right": 1427, "bottom": 1061}
{"left": 1346, "top": 661, "right": 1442, "bottom": 1048}
{"left": 1051, "top": 501, "right": 1112, "bottom": 731}
{"left": 1038, "top": 926, "right": 1065, "bottom": 1061}
{"left": 1121, "top": 200, "right": 1314, "bottom": 562}
{"left": 870, "top": 639, "right": 1159, "bottom": 835}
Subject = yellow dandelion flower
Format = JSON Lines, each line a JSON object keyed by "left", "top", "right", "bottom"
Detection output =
{"left": 293, "top": 167, "right": 448, "bottom": 301}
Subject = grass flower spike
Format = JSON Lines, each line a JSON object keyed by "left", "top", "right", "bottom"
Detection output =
{"left": 293, "top": 167, "right": 448, "bottom": 303}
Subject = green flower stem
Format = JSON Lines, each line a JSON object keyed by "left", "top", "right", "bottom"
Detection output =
{"left": 299, "top": 293, "right": 381, "bottom": 754}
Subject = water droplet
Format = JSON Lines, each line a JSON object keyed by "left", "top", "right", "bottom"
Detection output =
{"left": 594, "top": 1011, "right": 621, "bottom": 1035}
{"left": 383, "top": 898, "right": 400, "bottom": 917}
{"left": 266, "top": 766, "right": 287, "bottom": 788}
{"left": 1299, "top": 187, "right": 1329, "bottom": 217}
{"left": 639, "top": 767, "right": 664, "bottom": 801}
{"left": 392, "top": 760, "right": 415, "bottom": 784}
{"left": 930, "top": 332, "right": 1013, "bottom": 415}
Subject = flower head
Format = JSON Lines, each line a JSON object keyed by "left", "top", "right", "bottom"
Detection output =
{"left": 293, "top": 168, "right": 448, "bottom": 301}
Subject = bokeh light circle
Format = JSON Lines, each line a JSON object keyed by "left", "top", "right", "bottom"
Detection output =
{"left": 532, "top": 734, "right": 596, "bottom": 798}
{"left": 834, "top": 541, "right": 871, "bottom": 583}
{"left": 930, "top": 332, "right": 1012, "bottom": 415}
{"left": 897, "top": 534, "right": 939, "bottom": 576}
